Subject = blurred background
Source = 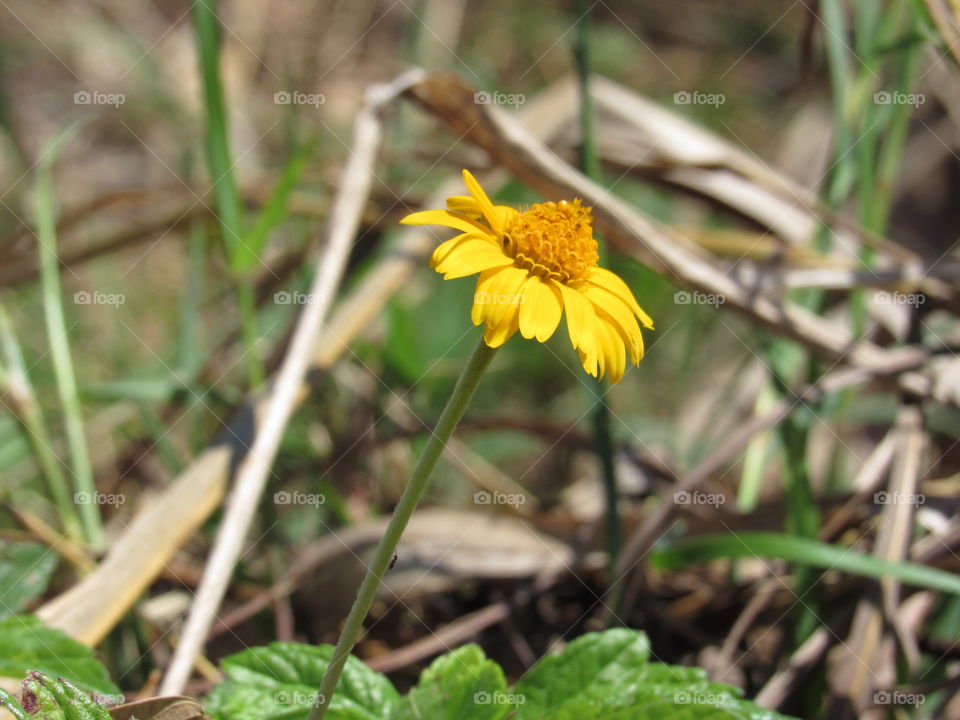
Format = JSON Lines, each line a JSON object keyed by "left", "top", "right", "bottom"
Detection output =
{"left": 1, "top": 1, "right": 959, "bottom": 719}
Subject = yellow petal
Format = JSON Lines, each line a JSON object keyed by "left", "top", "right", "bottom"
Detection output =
{"left": 484, "top": 302, "right": 520, "bottom": 347}
{"left": 582, "top": 284, "right": 643, "bottom": 363}
{"left": 430, "top": 232, "right": 490, "bottom": 269}
{"left": 472, "top": 269, "right": 499, "bottom": 326}
{"left": 518, "top": 275, "right": 563, "bottom": 342}
{"left": 557, "top": 283, "right": 598, "bottom": 372}
{"left": 588, "top": 267, "right": 654, "bottom": 329}
{"left": 401, "top": 209, "right": 489, "bottom": 237}
{"left": 446, "top": 195, "right": 481, "bottom": 218}
{"left": 596, "top": 316, "right": 627, "bottom": 383}
{"left": 491, "top": 205, "right": 519, "bottom": 231}
{"left": 462, "top": 170, "right": 501, "bottom": 233}
{"left": 474, "top": 265, "right": 527, "bottom": 328}
{"left": 578, "top": 347, "right": 599, "bottom": 378}
{"left": 433, "top": 237, "right": 513, "bottom": 280}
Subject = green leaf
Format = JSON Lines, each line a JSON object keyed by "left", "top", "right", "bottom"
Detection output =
{"left": 0, "top": 616, "right": 119, "bottom": 696}
{"left": 513, "top": 628, "right": 651, "bottom": 715}
{"left": 84, "top": 377, "right": 181, "bottom": 402}
{"left": 387, "top": 645, "right": 511, "bottom": 720}
{"left": 513, "top": 630, "right": 790, "bottom": 720}
{"left": 204, "top": 632, "right": 793, "bottom": 720}
{"left": 205, "top": 642, "right": 399, "bottom": 720}
{"left": 231, "top": 134, "right": 318, "bottom": 272}
{"left": 652, "top": 532, "right": 960, "bottom": 596}
{"left": 0, "top": 542, "right": 58, "bottom": 618}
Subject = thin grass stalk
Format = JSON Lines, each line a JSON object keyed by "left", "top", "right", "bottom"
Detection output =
{"left": 35, "top": 151, "right": 103, "bottom": 549}
{"left": 574, "top": 0, "right": 622, "bottom": 576}
{"left": 192, "top": 0, "right": 263, "bottom": 388}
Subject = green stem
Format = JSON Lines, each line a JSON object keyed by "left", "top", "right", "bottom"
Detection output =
{"left": 308, "top": 337, "right": 497, "bottom": 720}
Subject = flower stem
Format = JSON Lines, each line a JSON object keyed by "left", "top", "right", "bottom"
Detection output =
{"left": 308, "top": 336, "right": 497, "bottom": 720}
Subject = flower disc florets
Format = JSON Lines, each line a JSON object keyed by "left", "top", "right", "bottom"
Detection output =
{"left": 501, "top": 200, "right": 598, "bottom": 284}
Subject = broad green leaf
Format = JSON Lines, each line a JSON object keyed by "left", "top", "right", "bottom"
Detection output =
{"left": 652, "top": 532, "right": 960, "bottom": 596}
{"left": 513, "top": 630, "right": 790, "bottom": 720}
{"left": 513, "top": 628, "right": 651, "bottom": 714}
{"left": 387, "top": 645, "right": 511, "bottom": 720}
{"left": 0, "top": 616, "right": 119, "bottom": 695}
{"left": 204, "top": 642, "right": 398, "bottom": 720}
{"left": 204, "top": 632, "right": 794, "bottom": 720}
{"left": 0, "top": 541, "right": 58, "bottom": 618}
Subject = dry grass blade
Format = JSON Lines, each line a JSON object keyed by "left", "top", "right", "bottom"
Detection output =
{"left": 826, "top": 404, "right": 928, "bottom": 715}
{"left": 923, "top": 0, "right": 960, "bottom": 66}
{"left": 756, "top": 627, "right": 834, "bottom": 710}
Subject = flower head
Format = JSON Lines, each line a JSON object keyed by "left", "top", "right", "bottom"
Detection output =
{"left": 401, "top": 170, "right": 653, "bottom": 382}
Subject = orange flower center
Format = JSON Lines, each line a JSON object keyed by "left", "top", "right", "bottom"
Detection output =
{"left": 501, "top": 199, "right": 598, "bottom": 284}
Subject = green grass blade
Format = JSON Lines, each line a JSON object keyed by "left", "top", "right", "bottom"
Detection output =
{"left": 0, "top": 306, "right": 82, "bottom": 540}
{"left": 232, "top": 133, "right": 319, "bottom": 273}
{"left": 192, "top": 0, "right": 263, "bottom": 388}
{"left": 34, "top": 138, "right": 104, "bottom": 550}
{"left": 193, "top": 0, "right": 244, "bottom": 258}
{"left": 652, "top": 532, "right": 960, "bottom": 596}
{"left": 737, "top": 381, "right": 776, "bottom": 513}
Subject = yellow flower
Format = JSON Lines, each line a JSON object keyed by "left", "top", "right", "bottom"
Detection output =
{"left": 401, "top": 170, "right": 654, "bottom": 383}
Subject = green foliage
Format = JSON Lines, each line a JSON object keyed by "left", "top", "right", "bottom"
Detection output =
{"left": 0, "top": 542, "right": 58, "bottom": 618}
{"left": 388, "top": 646, "right": 509, "bottom": 720}
{"left": 0, "top": 672, "right": 112, "bottom": 720}
{"left": 0, "top": 615, "right": 119, "bottom": 696}
{"left": 206, "top": 630, "right": 793, "bottom": 720}
{"left": 204, "top": 643, "right": 399, "bottom": 720}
